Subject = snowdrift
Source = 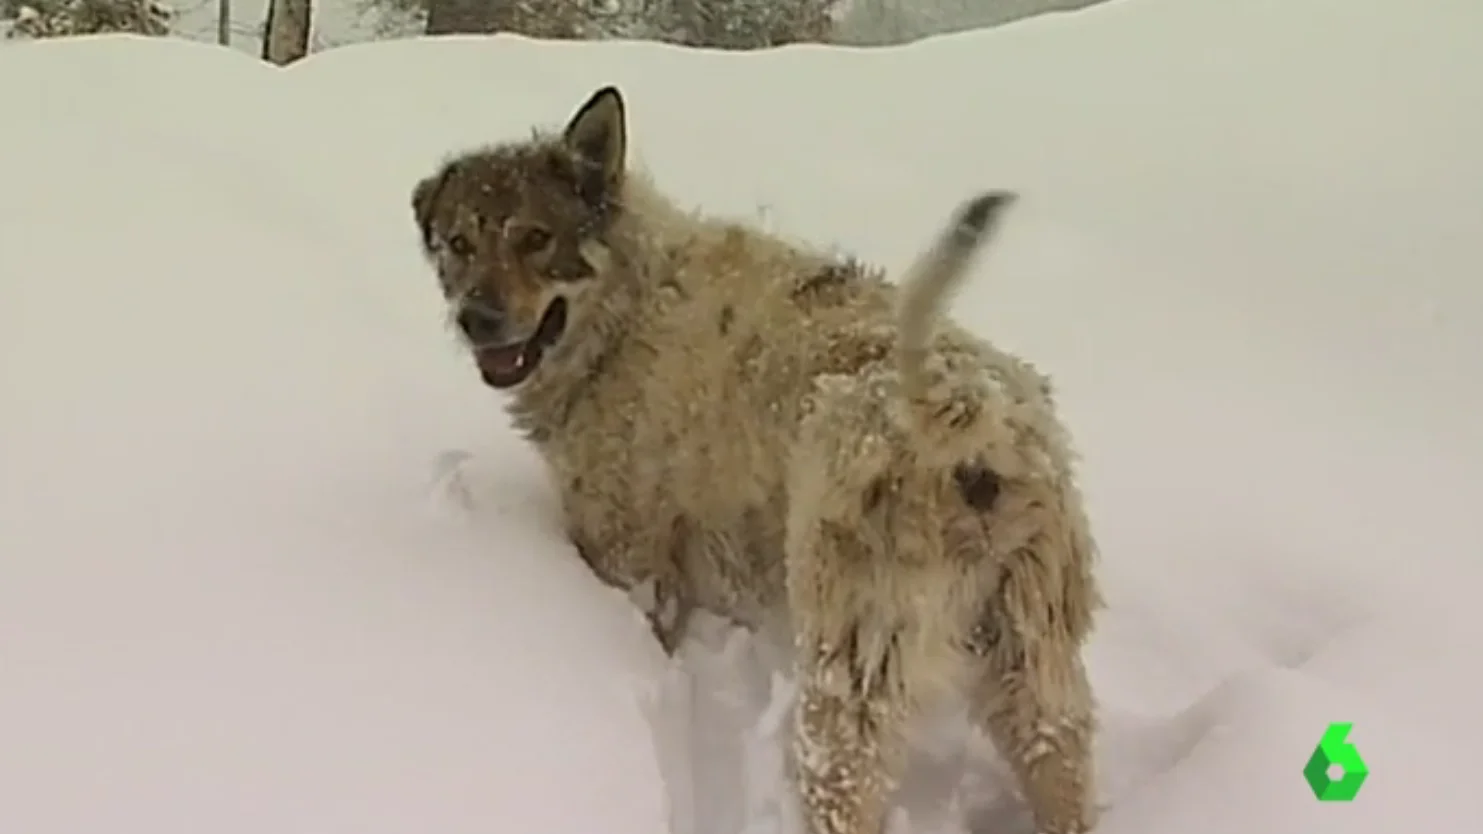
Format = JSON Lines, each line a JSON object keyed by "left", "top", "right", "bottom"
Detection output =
{"left": 3, "top": 1, "right": 1480, "bottom": 832}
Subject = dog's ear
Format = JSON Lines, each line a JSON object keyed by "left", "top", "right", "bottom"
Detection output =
{"left": 562, "top": 86, "right": 626, "bottom": 204}
{"left": 411, "top": 167, "right": 449, "bottom": 249}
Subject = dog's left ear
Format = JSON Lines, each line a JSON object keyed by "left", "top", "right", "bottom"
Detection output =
{"left": 411, "top": 167, "right": 449, "bottom": 249}
{"left": 562, "top": 86, "right": 626, "bottom": 203}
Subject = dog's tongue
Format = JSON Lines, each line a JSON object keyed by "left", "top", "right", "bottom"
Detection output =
{"left": 479, "top": 345, "right": 525, "bottom": 376}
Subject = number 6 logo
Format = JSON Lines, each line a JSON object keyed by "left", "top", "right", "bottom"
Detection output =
{"left": 1303, "top": 722, "right": 1369, "bottom": 801}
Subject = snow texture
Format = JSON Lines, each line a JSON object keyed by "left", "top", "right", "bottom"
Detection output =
{"left": 2, "top": 1, "right": 1482, "bottom": 832}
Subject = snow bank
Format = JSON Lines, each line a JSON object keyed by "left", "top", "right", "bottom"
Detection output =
{"left": 0, "top": 34, "right": 667, "bottom": 834}
{"left": 3, "top": 0, "right": 1481, "bottom": 832}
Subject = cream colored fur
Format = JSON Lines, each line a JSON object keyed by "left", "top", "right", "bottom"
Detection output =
{"left": 411, "top": 86, "right": 1104, "bottom": 834}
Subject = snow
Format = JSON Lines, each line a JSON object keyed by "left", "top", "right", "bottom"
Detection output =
{"left": 2, "top": 0, "right": 1480, "bottom": 832}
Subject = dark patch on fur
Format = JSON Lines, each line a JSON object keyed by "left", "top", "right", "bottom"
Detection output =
{"left": 968, "top": 617, "right": 996, "bottom": 657}
{"left": 933, "top": 396, "right": 983, "bottom": 430}
{"left": 735, "top": 334, "right": 766, "bottom": 381}
{"left": 718, "top": 305, "right": 735, "bottom": 335}
{"left": 970, "top": 549, "right": 1057, "bottom": 660}
{"left": 862, "top": 477, "right": 890, "bottom": 513}
{"left": 792, "top": 261, "right": 854, "bottom": 302}
{"left": 969, "top": 610, "right": 1019, "bottom": 666}
{"left": 953, "top": 464, "right": 1001, "bottom": 511}
{"left": 820, "top": 622, "right": 904, "bottom": 711}
{"left": 969, "top": 578, "right": 1027, "bottom": 666}
{"left": 815, "top": 331, "right": 892, "bottom": 380}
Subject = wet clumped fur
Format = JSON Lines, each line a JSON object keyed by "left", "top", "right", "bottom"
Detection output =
{"left": 411, "top": 86, "right": 1104, "bottom": 834}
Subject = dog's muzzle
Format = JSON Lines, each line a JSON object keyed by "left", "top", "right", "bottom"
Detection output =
{"left": 456, "top": 303, "right": 506, "bottom": 345}
{"left": 459, "top": 297, "right": 569, "bottom": 390}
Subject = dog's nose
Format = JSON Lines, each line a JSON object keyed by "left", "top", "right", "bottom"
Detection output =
{"left": 456, "top": 305, "right": 505, "bottom": 344}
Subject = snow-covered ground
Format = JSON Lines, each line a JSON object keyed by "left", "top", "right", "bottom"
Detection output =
{"left": 3, "top": 1, "right": 1481, "bottom": 832}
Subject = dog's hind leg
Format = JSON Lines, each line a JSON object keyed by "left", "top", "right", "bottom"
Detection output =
{"left": 781, "top": 376, "right": 943, "bottom": 834}
{"left": 967, "top": 561, "right": 1098, "bottom": 834}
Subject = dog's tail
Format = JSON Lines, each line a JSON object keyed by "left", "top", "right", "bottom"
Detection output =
{"left": 897, "top": 190, "right": 1018, "bottom": 405}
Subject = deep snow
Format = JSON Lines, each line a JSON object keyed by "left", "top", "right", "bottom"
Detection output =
{"left": 2, "top": 1, "right": 1481, "bottom": 832}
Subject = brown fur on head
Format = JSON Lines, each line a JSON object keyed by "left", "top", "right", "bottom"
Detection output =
{"left": 410, "top": 87, "right": 628, "bottom": 390}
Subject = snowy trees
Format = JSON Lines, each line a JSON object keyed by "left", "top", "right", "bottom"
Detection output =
{"left": 414, "top": 0, "right": 842, "bottom": 48}
{"left": 424, "top": 0, "right": 582, "bottom": 38}
{"left": 1, "top": 0, "right": 171, "bottom": 39}
{"left": 636, "top": 0, "right": 839, "bottom": 49}
{"left": 0, "top": 0, "right": 310, "bottom": 68}
{"left": 0, "top": 0, "right": 843, "bottom": 61}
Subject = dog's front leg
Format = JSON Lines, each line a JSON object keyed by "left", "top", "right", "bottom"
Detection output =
{"left": 786, "top": 528, "right": 910, "bottom": 834}
{"left": 571, "top": 528, "right": 694, "bottom": 656}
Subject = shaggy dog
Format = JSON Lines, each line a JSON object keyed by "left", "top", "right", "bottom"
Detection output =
{"left": 410, "top": 86, "right": 1103, "bottom": 834}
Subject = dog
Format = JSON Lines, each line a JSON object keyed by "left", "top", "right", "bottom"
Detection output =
{"left": 411, "top": 85, "right": 1103, "bottom": 834}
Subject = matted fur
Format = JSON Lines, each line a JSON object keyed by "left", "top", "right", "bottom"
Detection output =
{"left": 411, "top": 86, "right": 1104, "bottom": 834}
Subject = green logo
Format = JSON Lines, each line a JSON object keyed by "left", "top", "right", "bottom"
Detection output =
{"left": 1303, "top": 722, "right": 1369, "bottom": 801}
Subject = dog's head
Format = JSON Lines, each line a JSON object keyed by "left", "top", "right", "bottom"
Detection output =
{"left": 411, "top": 86, "right": 628, "bottom": 389}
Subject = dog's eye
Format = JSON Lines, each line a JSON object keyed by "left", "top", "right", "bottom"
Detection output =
{"left": 446, "top": 234, "right": 474, "bottom": 257}
{"left": 513, "top": 227, "right": 553, "bottom": 255}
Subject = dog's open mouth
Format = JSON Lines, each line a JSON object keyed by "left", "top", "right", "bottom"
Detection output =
{"left": 474, "top": 297, "right": 569, "bottom": 389}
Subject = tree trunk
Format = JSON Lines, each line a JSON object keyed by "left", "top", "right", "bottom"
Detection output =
{"left": 261, "top": 0, "right": 310, "bottom": 64}
{"left": 216, "top": 0, "right": 229, "bottom": 44}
